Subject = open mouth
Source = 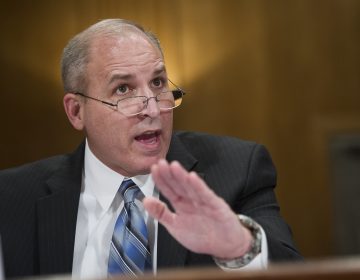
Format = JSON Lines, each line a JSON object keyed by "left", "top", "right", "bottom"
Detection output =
{"left": 134, "top": 130, "right": 161, "bottom": 145}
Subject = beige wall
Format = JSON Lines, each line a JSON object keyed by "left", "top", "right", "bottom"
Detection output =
{"left": 1, "top": 0, "right": 360, "bottom": 259}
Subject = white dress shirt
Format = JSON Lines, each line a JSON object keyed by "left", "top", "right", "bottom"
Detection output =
{"left": 72, "top": 141, "right": 268, "bottom": 279}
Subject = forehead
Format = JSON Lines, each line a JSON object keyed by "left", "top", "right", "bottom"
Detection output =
{"left": 88, "top": 31, "right": 163, "bottom": 70}
{"left": 85, "top": 31, "right": 166, "bottom": 90}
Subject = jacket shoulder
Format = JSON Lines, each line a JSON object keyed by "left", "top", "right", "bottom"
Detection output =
{"left": 0, "top": 155, "right": 68, "bottom": 198}
{"left": 0, "top": 154, "right": 68, "bottom": 180}
{"left": 171, "top": 131, "right": 276, "bottom": 197}
{"left": 173, "top": 130, "right": 259, "bottom": 158}
{"left": 0, "top": 143, "right": 84, "bottom": 195}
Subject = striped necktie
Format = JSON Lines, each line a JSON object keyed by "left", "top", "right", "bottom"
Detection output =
{"left": 108, "top": 179, "right": 152, "bottom": 276}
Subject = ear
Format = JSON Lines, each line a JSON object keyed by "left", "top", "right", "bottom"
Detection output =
{"left": 63, "top": 93, "right": 84, "bottom": 131}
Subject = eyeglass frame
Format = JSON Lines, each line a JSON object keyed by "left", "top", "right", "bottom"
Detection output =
{"left": 72, "top": 79, "right": 186, "bottom": 117}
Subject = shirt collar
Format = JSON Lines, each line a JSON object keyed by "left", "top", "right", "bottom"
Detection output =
{"left": 83, "top": 140, "right": 155, "bottom": 211}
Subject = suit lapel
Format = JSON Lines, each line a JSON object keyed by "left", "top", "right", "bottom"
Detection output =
{"left": 157, "top": 133, "right": 203, "bottom": 269}
{"left": 36, "top": 144, "right": 84, "bottom": 275}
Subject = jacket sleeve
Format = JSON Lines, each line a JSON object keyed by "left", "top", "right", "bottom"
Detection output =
{"left": 238, "top": 144, "right": 303, "bottom": 261}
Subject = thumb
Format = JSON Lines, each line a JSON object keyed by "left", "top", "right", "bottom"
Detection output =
{"left": 143, "top": 196, "right": 175, "bottom": 227}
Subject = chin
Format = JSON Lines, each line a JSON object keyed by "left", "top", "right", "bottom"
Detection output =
{"left": 136, "top": 154, "right": 164, "bottom": 173}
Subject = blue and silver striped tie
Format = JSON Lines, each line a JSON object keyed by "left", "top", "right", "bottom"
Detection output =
{"left": 108, "top": 179, "right": 152, "bottom": 276}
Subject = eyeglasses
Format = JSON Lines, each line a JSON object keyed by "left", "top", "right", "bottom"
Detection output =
{"left": 73, "top": 79, "right": 185, "bottom": 117}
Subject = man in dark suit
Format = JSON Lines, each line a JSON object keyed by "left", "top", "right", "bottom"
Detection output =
{"left": 0, "top": 19, "right": 302, "bottom": 279}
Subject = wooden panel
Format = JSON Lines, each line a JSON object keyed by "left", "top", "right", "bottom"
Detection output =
{"left": 1, "top": 0, "right": 360, "bottom": 259}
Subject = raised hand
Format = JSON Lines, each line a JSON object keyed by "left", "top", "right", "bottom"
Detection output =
{"left": 143, "top": 159, "right": 253, "bottom": 259}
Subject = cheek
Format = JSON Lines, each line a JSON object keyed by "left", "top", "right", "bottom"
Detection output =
{"left": 108, "top": 125, "right": 132, "bottom": 150}
{"left": 84, "top": 107, "right": 130, "bottom": 144}
{"left": 106, "top": 117, "right": 136, "bottom": 146}
{"left": 159, "top": 113, "right": 173, "bottom": 154}
{"left": 162, "top": 113, "right": 173, "bottom": 135}
{"left": 85, "top": 111, "right": 109, "bottom": 136}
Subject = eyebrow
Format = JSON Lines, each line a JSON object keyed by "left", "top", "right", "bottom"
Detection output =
{"left": 153, "top": 65, "right": 166, "bottom": 76}
{"left": 108, "top": 65, "right": 167, "bottom": 85}
{"left": 108, "top": 73, "right": 133, "bottom": 85}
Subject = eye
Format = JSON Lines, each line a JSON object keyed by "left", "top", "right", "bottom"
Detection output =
{"left": 151, "top": 77, "right": 165, "bottom": 88}
{"left": 115, "top": 84, "right": 131, "bottom": 95}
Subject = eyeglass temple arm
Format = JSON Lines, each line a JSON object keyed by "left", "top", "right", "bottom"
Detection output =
{"left": 168, "top": 79, "right": 187, "bottom": 96}
{"left": 74, "top": 92, "right": 118, "bottom": 107}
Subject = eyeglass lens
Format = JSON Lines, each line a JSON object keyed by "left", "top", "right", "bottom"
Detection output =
{"left": 117, "top": 90, "right": 183, "bottom": 116}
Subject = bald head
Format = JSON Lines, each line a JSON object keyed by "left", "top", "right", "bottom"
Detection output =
{"left": 61, "top": 19, "right": 163, "bottom": 93}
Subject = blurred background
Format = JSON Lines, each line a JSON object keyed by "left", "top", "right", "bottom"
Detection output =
{"left": 1, "top": 0, "right": 360, "bottom": 260}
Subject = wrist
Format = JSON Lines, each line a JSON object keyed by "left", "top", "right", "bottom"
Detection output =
{"left": 213, "top": 215, "right": 262, "bottom": 269}
{"left": 235, "top": 225, "right": 253, "bottom": 257}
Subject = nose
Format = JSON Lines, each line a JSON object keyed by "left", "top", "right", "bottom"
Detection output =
{"left": 141, "top": 96, "right": 161, "bottom": 118}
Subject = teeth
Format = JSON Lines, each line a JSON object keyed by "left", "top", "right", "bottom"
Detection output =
{"left": 143, "top": 131, "right": 158, "bottom": 136}
{"left": 135, "top": 130, "right": 159, "bottom": 141}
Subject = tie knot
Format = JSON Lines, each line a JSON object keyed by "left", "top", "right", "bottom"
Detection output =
{"left": 119, "top": 179, "right": 141, "bottom": 203}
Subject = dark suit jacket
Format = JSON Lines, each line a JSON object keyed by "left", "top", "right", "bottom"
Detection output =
{"left": 0, "top": 131, "right": 302, "bottom": 278}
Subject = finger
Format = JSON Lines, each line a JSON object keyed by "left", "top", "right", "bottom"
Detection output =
{"left": 151, "top": 161, "right": 180, "bottom": 203}
{"left": 187, "top": 171, "right": 228, "bottom": 211}
{"left": 155, "top": 160, "right": 186, "bottom": 199}
{"left": 164, "top": 161, "right": 221, "bottom": 210}
{"left": 143, "top": 196, "right": 175, "bottom": 228}
{"left": 153, "top": 160, "right": 201, "bottom": 213}
{"left": 168, "top": 161, "right": 204, "bottom": 205}
{"left": 168, "top": 161, "right": 195, "bottom": 199}
{"left": 169, "top": 162, "right": 222, "bottom": 208}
